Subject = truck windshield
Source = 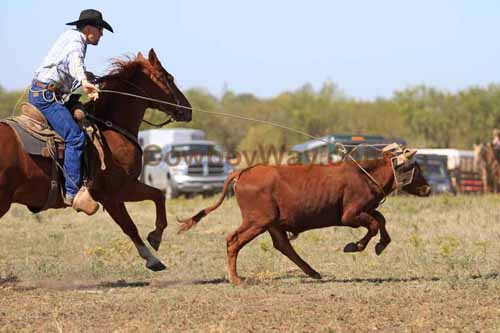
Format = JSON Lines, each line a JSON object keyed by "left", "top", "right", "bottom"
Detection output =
{"left": 170, "top": 144, "right": 221, "bottom": 158}
{"left": 418, "top": 159, "right": 447, "bottom": 178}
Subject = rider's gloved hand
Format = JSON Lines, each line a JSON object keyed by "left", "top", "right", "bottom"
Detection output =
{"left": 82, "top": 79, "right": 99, "bottom": 101}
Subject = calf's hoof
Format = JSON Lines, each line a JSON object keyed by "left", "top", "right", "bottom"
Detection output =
{"left": 147, "top": 232, "right": 161, "bottom": 251}
{"left": 375, "top": 242, "right": 388, "bottom": 256}
{"left": 343, "top": 242, "right": 361, "bottom": 253}
{"left": 229, "top": 276, "right": 243, "bottom": 285}
{"left": 147, "top": 261, "right": 167, "bottom": 272}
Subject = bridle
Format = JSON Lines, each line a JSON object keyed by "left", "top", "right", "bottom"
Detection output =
{"left": 93, "top": 73, "right": 178, "bottom": 126}
{"left": 82, "top": 73, "right": 182, "bottom": 152}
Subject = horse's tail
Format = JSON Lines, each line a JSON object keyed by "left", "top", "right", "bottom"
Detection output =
{"left": 177, "top": 168, "right": 246, "bottom": 233}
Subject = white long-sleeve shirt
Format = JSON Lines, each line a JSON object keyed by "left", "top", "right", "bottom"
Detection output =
{"left": 33, "top": 29, "right": 88, "bottom": 94}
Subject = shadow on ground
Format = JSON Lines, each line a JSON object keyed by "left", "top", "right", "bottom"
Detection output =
{"left": 296, "top": 272, "right": 500, "bottom": 284}
{"left": 2, "top": 272, "right": 498, "bottom": 292}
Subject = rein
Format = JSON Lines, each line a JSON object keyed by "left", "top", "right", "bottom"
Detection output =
{"left": 83, "top": 111, "right": 142, "bottom": 153}
{"left": 81, "top": 74, "right": 175, "bottom": 153}
{"left": 94, "top": 74, "right": 175, "bottom": 127}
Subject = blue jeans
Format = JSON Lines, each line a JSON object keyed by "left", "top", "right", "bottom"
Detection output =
{"left": 29, "top": 85, "right": 85, "bottom": 197}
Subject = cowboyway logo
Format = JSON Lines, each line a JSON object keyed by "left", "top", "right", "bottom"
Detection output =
{"left": 143, "top": 144, "right": 330, "bottom": 167}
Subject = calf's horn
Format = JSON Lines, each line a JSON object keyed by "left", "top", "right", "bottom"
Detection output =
{"left": 404, "top": 149, "right": 417, "bottom": 158}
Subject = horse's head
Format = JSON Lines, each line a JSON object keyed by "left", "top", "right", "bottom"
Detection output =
{"left": 108, "top": 49, "right": 192, "bottom": 122}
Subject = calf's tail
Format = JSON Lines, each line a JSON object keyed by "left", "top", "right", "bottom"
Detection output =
{"left": 177, "top": 169, "right": 244, "bottom": 233}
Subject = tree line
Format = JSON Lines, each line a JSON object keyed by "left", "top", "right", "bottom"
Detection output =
{"left": 2, "top": 81, "right": 500, "bottom": 152}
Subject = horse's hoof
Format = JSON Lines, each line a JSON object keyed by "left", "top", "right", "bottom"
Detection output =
{"left": 343, "top": 242, "right": 360, "bottom": 253}
{"left": 147, "top": 233, "right": 161, "bottom": 251}
{"left": 147, "top": 261, "right": 167, "bottom": 272}
{"left": 375, "top": 242, "right": 387, "bottom": 256}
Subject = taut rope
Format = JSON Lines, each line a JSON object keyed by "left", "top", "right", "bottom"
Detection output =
{"left": 97, "top": 87, "right": 388, "bottom": 197}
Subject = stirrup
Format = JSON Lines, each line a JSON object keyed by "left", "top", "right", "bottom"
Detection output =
{"left": 72, "top": 186, "right": 99, "bottom": 215}
{"left": 63, "top": 194, "right": 74, "bottom": 206}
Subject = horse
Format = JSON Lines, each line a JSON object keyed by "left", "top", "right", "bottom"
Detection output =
{"left": 0, "top": 49, "right": 192, "bottom": 271}
{"left": 474, "top": 142, "right": 500, "bottom": 193}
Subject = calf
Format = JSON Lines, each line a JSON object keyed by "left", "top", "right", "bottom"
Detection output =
{"left": 178, "top": 144, "right": 431, "bottom": 284}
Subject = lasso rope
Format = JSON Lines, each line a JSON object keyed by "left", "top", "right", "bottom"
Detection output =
{"left": 11, "top": 86, "right": 29, "bottom": 117}
{"left": 97, "top": 89, "right": 389, "bottom": 149}
{"left": 97, "top": 88, "right": 387, "bottom": 194}
{"left": 10, "top": 83, "right": 390, "bottom": 194}
{"left": 9, "top": 83, "right": 391, "bottom": 200}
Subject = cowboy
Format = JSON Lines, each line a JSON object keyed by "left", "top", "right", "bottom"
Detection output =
{"left": 28, "top": 9, "right": 113, "bottom": 206}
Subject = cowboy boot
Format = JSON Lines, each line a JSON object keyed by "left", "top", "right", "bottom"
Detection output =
{"left": 72, "top": 186, "right": 99, "bottom": 215}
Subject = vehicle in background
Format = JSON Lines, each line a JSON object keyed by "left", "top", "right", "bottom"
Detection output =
{"left": 291, "top": 135, "right": 481, "bottom": 194}
{"left": 415, "top": 149, "right": 482, "bottom": 194}
{"left": 291, "top": 134, "right": 406, "bottom": 164}
{"left": 139, "top": 128, "right": 206, "bottom": 148}
{"left": 139, "top": 128, "right": 234, "bottom": 199}
{"left": 414, "top": 153, "right": 454, "bottom": 194}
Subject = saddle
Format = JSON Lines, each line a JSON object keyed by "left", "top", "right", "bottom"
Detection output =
{"left": 2, "top": 103, "right": 66, "bottom": 159}
{"left": 0, "top": 103, "right": 107, "bottom": 214}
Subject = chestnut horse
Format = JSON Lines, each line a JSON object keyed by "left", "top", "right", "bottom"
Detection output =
{"left": 0, "top": 49, "right": 192, "bottom": 271}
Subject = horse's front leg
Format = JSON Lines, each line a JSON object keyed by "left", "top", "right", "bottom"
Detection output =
{"left": 116, "top": 181, "right": 167, "bottom": 251}
{"left": 103, "top": 200, "right": 166, "bottom": 272}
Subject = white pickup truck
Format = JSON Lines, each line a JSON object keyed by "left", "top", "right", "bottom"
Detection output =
{"left": 139, "top": 128, "right": 233, "bottom": 199}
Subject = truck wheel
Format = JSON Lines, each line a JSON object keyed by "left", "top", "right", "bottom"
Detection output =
{"left": 165, "top": 182, "right": 179, "bottom": 200}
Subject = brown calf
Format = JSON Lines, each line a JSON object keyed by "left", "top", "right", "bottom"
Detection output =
{"left": 178, "top": 144, "right": 431, "bottom": 284}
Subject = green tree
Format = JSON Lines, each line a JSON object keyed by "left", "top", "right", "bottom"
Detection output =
{"left": 0, "top": 85, "right": 27, "bottom": 118}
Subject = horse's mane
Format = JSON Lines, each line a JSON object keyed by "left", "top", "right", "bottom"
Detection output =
{"left": 110, "top": 56, "right": 139, "bottom": 73}
{"left": 85, "top": 57, "right": 145, "bottom": 110}
{"left": 99, "top": 56, "right": 148, "bottom": 84}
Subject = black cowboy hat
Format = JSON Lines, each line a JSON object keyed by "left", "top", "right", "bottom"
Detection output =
{"left": 66, "top": 9, "right": 114, "bottom": 33}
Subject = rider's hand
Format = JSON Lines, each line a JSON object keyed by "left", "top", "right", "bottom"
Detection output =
{"left": 82, "top": 79, "right": 99, "bottom": 101}
{"left": 73, "top": 108, "right": 86, "bottom": 121}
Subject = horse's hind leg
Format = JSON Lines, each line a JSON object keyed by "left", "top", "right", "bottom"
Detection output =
{"left": 0, "top": 175, "right": 13, "bottom": 219}
{"left": 0, "top": 191, "right": 12, "bottom": 219}
{"left": 104, "top": 200, "right": 166, "bottom": 272}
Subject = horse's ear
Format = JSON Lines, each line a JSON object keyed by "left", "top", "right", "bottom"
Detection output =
{"left": 148, "top": 48, "right": 160, "bottom": 66}
{"left": 137, "top": 52, "right": 146, "bottom": 61}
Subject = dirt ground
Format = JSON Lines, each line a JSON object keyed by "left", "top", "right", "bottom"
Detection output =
{"left": 1, "top": 195, "right": 500, "bottom": 332}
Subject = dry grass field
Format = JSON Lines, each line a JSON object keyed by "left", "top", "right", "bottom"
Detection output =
{"left": 1, "top": 194, "right": 500, "bottom": 332}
